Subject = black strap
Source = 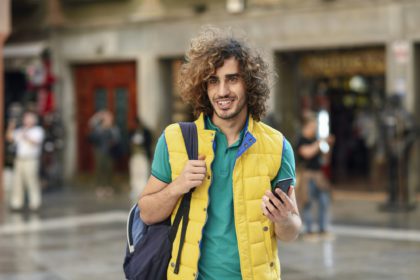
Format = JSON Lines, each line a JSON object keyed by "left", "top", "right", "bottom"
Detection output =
{"left": 168, "top": 199, "right": 186, "bottom": 243}
{"left": 179, "top": 122, "right": 198, "bottom": 161}
{"left": 170, "top": 122, "right": 198, "bottom": 274}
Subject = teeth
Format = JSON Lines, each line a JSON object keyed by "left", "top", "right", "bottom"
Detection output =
{"left": 216, "top": 99, "right": 233, "bottom": 104}
{"left": 218, "top": 100, "right": 231, "bottom": 105}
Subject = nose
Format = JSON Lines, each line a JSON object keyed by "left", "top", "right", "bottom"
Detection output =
{"left": 217, "top": 80, "right": 230, "bottom": 97}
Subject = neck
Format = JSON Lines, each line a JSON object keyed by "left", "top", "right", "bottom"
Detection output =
{"left": 211, "top": 110, "right": 248, "bottom": 146}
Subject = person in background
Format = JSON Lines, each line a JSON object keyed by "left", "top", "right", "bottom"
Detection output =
{"left": 129, "top": 116, "right": 153, "bottom": 203}
{"left": 6, "top": 111, "right": 45, "bottom": 211}
{"left": 296, "top": 111, "right": 334, "bottom": 239}
{"left": 380, "top": 94, "right": 417, "bottom": 210}
{"left": 88, "top": 110, "right": 120, "bottom": 196}
{"left": 138, "top": 26, "right": 301, "bottom": 280}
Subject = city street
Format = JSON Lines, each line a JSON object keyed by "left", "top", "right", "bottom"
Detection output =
{"left": 3, "top": 1, "right": 420, "bottom": 280}
{"left": 1, "top": 188, "right": 420, "bottom": 280}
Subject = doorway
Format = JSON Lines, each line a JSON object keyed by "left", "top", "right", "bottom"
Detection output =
{"left": 277, "top": 47, "right": 387, "bottom": 190}
{"left": 73, "top": 62, "right": 137, "bottom": 173}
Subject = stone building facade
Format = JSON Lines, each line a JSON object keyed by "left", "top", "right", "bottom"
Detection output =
{"left": 4, "top": 0, "right": 420, "bottom": 200}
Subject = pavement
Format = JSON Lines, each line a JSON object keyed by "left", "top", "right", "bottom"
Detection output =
{"left": 0, "top": 186, "right": 419, "bottom": 280}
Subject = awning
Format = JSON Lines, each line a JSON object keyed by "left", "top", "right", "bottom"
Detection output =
{"left": 3, "top": 41, "right": 48, "bottom": 70}
{"left": 3, "top": 41, "right": 47, "bottom": 58}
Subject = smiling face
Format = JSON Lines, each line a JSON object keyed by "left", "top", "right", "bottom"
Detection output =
{"left": 206, "top": 57, "right": 248, "bottom": 124}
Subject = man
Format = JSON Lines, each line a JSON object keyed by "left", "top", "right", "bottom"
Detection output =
{"left": 139, "top": 27, "right": 301, "bottom": 280}
{"left": 88, "top": 110, "right": 120, "bottom": 194}
{"left": 380, "top": 94, "right": 417, "bottom": 210}
{"left": 6, "top": 111, "right": 45, "bottom": 211}
{"left": 129, "top": 116, "right": 153, "bottom": 203}
{"left": 296, "top": 112, "right": 333, "bottom": 237}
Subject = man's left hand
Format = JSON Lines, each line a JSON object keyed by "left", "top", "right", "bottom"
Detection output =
{"left": 261, "top": 187, "right": 298, "bottom": 223}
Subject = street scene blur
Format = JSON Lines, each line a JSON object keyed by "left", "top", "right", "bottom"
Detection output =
{"left": 1, "top": 0, "right": 420, "bottom": 279}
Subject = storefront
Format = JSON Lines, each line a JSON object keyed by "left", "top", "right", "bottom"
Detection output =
{"left": 277, "top": 47, "right": 387, "bottom": 190}
{"left": 36, "top": 0, "right": 418, "bottom": 201}
{"left": 3, "top": 42, "right": 64, "bottom": 190}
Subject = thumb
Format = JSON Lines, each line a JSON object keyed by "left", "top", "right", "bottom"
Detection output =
{"left": 198, "top": 155, "right": 206, "bottom": 161}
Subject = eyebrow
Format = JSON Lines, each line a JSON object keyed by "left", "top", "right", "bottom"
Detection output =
{"left": 208, "top": 73, "right": 240, "bottom": 81}
{"left": 225, "top": 73, "right": 240, "bottom": 79}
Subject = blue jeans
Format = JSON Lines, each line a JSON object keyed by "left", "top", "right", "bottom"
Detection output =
{"left": 303, "top": 178, "right": 330, "bottom": 233}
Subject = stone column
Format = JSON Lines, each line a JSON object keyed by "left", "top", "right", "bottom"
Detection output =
{"left": 386, "top": 39, "right": 418, "bottom": 208}
{"left": 0, "top": 0, "right": 11, "bottom": 202}
{"left": 138, "top": 54, "right": 165, "bottom": 132}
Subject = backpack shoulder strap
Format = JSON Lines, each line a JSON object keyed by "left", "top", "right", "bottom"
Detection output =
{"left": 126, "top": 204, "right": 147, "bottom": 253}
{"left": 169, "top": 121, "right": 198, "bottom": 274}
{"left": 179, "top": 122, "right": 198, "bottom": 160}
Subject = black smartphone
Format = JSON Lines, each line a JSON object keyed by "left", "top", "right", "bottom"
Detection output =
{"left": 273, "top": 177, "right": 293, "bottom": 203}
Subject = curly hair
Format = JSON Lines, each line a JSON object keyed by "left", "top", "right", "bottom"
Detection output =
{"left": 178, "top": 26, "right": 270, "bottom": 122}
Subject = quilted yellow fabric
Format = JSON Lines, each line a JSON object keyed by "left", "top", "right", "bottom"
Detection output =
{"left": 166, "top": 114, "right": 284, "bottom": 280}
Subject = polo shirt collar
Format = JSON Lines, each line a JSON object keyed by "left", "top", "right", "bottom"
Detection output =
{"left": 195, "top": 113, "right": 257, "bottom": 157}
{"left": 204, "top": 115, "right": 243, "bottom": 146}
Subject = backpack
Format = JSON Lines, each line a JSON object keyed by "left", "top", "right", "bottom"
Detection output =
{"left": 123, "top": 122, "right": 198, "bottom": 280}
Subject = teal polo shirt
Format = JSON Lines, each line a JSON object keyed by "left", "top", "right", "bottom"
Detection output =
{"left": 151, "top": 117, "right": 296, "bottom": 280}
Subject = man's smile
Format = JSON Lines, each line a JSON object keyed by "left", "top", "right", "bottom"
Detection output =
{"left": 214, "top": 97, "right": 237, "bottom": 110}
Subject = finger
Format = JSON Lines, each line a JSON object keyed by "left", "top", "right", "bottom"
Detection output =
{"left": 286, "top": 188, "right": 300, "bottom": 215}
{"left": 265, "top": 190, "right": 283, "bottom": 210}
{"left": 198, "top": 155, "right": 206, "bottom": 160}
{"left": 190, "top": 160, "right": 207, "bottom": 167}
{"left": 271, "top": 191, "right": 289, "bottom": 215}
{"left": 262, "top": 196, "right": 278, "bottom": 214}
{"left": 261, "top": 204, "right": 275, "bottom": 221}
{"left": 261, "top": 202, "right": 270, "bottom": 216}
{"left": 188, "top": 173, "right": 205, "bottom": 181}
{"left": 266, "top": 211, "right": 276, "bottom": 221}
{"left": 196, "top": 166, "right": 207, "bottom": 174}
{"left": 288, "top": 186, "right": 295, "bottom": 196}
{"left": 261, "top": 202, "right": 276, "bottom": 221}
{"left": 276, "top": 188, "right": 293, "bottom": 209}
{"left": 185, "top": 178, "right": 205, "bottom": 188}
{"left": 191, "top": 180, "right": 205, "bottom": 187}
{"left": 191, "top": 166, "right": 207, "bottom": 174}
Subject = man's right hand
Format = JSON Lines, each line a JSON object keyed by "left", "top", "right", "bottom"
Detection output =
{"left": 172, "top": 155, "right": 207, "bottom": 195}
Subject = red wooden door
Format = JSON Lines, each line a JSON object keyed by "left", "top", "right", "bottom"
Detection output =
{"left": 74, "top": 62, "right": 137, "bottom": 172}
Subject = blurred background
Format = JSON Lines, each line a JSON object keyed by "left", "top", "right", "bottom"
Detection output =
{"left": 0, "top": 0, "right": 420, "bottom": 279}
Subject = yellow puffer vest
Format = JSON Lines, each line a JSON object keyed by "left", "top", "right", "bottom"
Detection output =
{"left": 165, "top": 113, "right": 284, "bottom": 280}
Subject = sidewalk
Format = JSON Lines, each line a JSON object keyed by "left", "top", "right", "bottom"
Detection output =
{"left": 0, "top": 186, "right": 132, "bottom": 224}
{"left": 331, "top": 189, "right": 420, "bottom": 231}
{"left": 0, "top": 187, "right": 419, "bottom": 280}
{"left": 1, "top": 187, "right": 419, "bottom": 229}
{"left": 0, "top": 186, "right": 132, "bottom": 280}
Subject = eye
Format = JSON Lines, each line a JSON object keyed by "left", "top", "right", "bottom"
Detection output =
{"left": 227, "top": 75, "right": 240, "bottom": 83}
{"left": 207, "top": 77, "right": 219, "bottom": 86}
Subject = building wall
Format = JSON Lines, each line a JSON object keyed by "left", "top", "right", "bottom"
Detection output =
{"left": 49, "top": 0, "right": 420, "bottom": 188}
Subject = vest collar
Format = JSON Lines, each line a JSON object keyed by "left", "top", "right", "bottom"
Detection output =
{"left": 195, "top": 113, "right": 257, "bottom": 158}
{"left": 195, "top": 113, "right": 207, "bottom": 131}
{"left": 195, "top": 113, "right": 256, "bottom": 133}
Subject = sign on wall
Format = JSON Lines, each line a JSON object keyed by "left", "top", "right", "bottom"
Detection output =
{"left": 299, "top": 48, "right": 385, "bottom": 77}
